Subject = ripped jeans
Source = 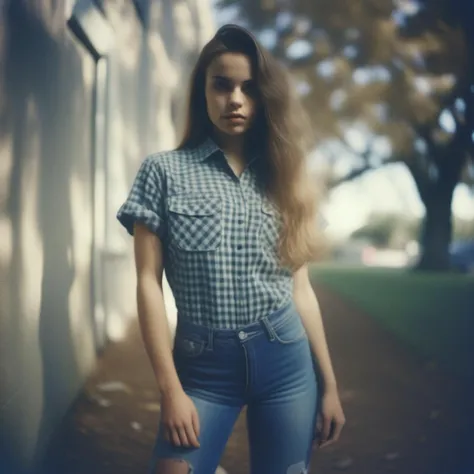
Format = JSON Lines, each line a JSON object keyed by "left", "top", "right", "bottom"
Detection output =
{"left": 149, "top": 302, "right": 319, "bottom": 474}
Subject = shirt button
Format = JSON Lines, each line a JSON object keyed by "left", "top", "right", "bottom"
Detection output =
{"left": 238, "top": 331, "right": 247, "bottom": 340}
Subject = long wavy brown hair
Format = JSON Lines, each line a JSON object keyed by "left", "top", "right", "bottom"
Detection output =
{"left": 178, "top": 24, "right": 324, "bottom": 271}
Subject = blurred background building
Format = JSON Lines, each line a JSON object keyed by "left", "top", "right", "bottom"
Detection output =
{"left": 0, "top": 1, "right": 214, "bottom": 472}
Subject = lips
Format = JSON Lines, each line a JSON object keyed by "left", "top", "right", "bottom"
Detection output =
{"left": 224, "top": 114, "right": 246, "bottom": 120}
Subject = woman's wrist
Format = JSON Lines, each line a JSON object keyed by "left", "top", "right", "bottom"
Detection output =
{"left": 158, "top": 374, "right": 183, "bottom": 398}
{"left": 322, "top": 378, "right": 338, "bottom": 393}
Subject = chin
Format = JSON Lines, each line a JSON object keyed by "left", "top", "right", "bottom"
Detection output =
{"left": 226, "top": 129, "right": 247, "bottom": 137}
{"left": 218, "top": 124, "right": 248, "bottom": 136}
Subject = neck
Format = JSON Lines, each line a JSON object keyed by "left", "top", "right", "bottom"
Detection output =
{"left": 212, "top": 130, "right": 246, "bottom": 158}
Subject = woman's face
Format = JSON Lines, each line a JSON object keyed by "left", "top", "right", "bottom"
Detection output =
{"left": 205, "top": 52, "right": 258, "bottom": 138}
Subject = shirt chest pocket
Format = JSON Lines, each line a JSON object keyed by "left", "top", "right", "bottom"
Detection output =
{"left": 260, "top": 200, "right": 281, "bottom": 254}
{"left": 167, "top": 196, "right": 222, "bottom": 251}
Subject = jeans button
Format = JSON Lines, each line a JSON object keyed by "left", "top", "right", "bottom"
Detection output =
{"left": 238, "top": 331, "right": 247, "bottom": 340}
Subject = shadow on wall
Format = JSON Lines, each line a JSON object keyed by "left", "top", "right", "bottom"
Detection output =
{"left": 1, "top": 1, "right": 88, "bottom": 471}
{"left": 159, "top": 0, "right": 203, "bottom": 139}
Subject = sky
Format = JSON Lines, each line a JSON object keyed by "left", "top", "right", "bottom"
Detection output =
{"left": 211, "top": 2, "right": 474, "bottom": 239}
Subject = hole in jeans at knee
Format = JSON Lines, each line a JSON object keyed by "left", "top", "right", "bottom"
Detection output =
{"left": 155, "top": 458, "right": 193, "bottom": 474}
{"left": 286, "top": 461, "right": 308, "bottom": 474}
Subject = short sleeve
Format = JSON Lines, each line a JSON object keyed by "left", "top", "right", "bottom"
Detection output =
{"left": 116, "top": 156, "right": 166, "bottom": 239}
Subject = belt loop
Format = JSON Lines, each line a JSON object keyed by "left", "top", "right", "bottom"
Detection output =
{"left": 261, "top": 316, "right": 275, "bottom": 342}
{"left": 207, "top": 327, "right": 214, "bottom": 350}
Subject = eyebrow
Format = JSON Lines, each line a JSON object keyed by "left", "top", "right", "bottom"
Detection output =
{"left": 212, "top": 75, "right": 253, "bottom": 84}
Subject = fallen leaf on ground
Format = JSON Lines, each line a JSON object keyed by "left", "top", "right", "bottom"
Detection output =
{"left": 96, "top": 381, "right": 132, "bottom": 394}
{"left": 85, "top": 393, "right": 112, "bottom": 408}
{"left": 141, "top": 402, "right": 161, "bottom": 412}
{"left": 334, "top": 456, "right": 354, "bottom": 470}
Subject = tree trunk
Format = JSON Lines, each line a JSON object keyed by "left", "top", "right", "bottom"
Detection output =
{"left": 410, "top": 116, "right": 468, "bottom": 272}
{"left": 415, "top": 180, "right": 455, "bottom": 271}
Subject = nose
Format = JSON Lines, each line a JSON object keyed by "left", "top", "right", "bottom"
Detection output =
{"left": 229, "top": 88, "right": 244, "bottom": 107}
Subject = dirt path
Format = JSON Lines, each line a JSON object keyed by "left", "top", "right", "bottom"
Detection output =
{"left": 41, "top": 284, "right": 474, "bottom": 474}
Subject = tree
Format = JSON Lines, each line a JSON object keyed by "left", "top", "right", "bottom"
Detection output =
{"left": 397, "top": 0, "right": 474, "bottom": 270}
{"left": 216, "top": 0, "right": 474, "bottom": 270}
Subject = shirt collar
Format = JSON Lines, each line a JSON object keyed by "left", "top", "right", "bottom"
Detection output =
{"left": 189, "top": 136, "right": 259, "bottom": 166}
{"left": 189, "top": 137, "right": 221, "bottom": 162}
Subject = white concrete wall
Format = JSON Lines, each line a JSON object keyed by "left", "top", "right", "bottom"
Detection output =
{"left": 0, "top": 1, "right": 214, "bottom": 472}
{"left": 104, "top": 0, "right": 215, "bottom": 342}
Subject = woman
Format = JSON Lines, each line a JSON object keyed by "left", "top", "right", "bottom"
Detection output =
{"left": 117, "top": 23, "right": 345, "bottom": 474}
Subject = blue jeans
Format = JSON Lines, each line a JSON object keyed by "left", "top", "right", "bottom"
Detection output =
{"left": 149, "top": 302, "right": 319, "bottom": 474}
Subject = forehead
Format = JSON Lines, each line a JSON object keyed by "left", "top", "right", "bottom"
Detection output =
{"left": 207, "top": 52, "right": 253, "bottom": 81}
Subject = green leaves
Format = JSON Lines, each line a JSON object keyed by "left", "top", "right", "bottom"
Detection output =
{"left": 216, "top": 0, "right": 473, "bottom": 188}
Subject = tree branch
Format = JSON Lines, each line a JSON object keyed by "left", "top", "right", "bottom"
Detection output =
{"left": 328, "top": 155, "right": 402, "bottom": 188}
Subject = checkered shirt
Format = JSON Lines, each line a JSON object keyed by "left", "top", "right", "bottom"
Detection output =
{"left": 116, "top": 137, "right": 294, "bottom": 329}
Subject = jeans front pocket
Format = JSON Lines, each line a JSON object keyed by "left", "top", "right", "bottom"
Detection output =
{"left": 173, "top": 333, "right": 207, "bottom": 358}
{"left": 271, "top": 311, "right": 308, "bottom": 344}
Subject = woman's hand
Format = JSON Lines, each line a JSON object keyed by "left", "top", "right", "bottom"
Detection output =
{"left": 316, "top": 387, "right": 346, "bottom": 448}
{"left": 160, "top": 389, "right": 201, "bottom": 448}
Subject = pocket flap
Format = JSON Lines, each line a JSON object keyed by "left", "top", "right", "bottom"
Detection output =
{"left": 168, "top": 195, "right": 221, "bottom": 216}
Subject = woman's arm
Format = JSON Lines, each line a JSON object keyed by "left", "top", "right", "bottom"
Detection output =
{"left": 134, "top": 222, "right": 200, "bottom": 448}
{"left": 293, "top": 263, "right": 345, "bottom": 447}
{"left": 134, "top": 222, "right": 181, "bottom": 395}
{"left": 293, "top": 264, "right": 337, "bottom": 391}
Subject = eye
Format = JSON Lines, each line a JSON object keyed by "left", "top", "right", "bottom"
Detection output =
{"left": 213, "top": 77, "right": 232, "bottom": 91}
{"left": 242, "top": 81, "right": 257, "bottom": 96}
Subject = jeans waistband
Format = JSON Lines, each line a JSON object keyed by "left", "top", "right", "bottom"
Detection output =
{"left": 175, "top": 301, "right": 296, "bottom": 343}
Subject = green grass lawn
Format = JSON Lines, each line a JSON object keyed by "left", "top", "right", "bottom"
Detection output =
{"left": 310, "top": 263, "right": 474, "bottom": 379}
